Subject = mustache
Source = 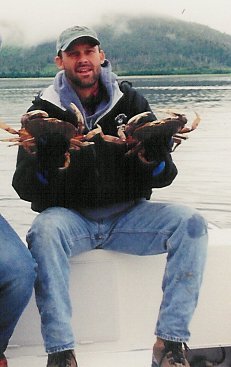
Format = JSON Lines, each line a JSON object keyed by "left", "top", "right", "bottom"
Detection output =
{"left": 75, "top": 61, "right": 93, "bottom": 70}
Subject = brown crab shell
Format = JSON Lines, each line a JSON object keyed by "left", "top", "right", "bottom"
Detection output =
{"left": 22, "top": 118, "right": 79, "bottom": 140}
{"left": 131, "top": 116, "right": 188, "bottom": 142}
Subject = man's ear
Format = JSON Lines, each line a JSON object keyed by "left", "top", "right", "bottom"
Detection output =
{"left": 54, "top": 55, "right": 64, "bottom": 70}
{"left": 99, "top": 49, "right": 106, "bottom": 65}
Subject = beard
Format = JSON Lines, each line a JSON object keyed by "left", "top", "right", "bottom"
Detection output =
{"left": 65, "top": 65, "right": 101, "bottom": 89}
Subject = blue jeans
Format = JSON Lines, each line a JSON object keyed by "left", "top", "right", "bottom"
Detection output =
{"left": 0, "top": 214, "right": 37, "bottom": 354}
{"left": 26, "top": 200, "right": 208, "bottom": 353}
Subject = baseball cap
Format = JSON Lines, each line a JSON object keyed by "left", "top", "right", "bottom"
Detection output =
{"left": 56, "top": 26, "right": 100, "bottom": 54}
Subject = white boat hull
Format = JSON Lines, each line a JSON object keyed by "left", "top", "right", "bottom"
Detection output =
{"left": 6, "top": 227, "right": 231, "bottom": 366}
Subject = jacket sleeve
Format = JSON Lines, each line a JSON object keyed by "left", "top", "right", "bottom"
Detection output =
{"left": 124, "top": 148, "right": 177, "bottom": 194}
{"left": 120, "top": 84, "right": 178, "bottom": 190}
{"left": 12, "top": 148, "right": 38, "bottom": 202}
{"left": 12, "top": 146, "right": 68, "bottom": 212}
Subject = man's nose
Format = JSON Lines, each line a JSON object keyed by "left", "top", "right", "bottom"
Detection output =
{"left": 78, "top": 53, "right": 89, "bottom": 62}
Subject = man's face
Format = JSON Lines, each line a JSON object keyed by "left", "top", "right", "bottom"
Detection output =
{"left": 55, "top": 42, "right": 105, "bottom": 89}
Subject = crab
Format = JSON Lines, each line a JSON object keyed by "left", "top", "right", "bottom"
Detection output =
{"left": 0, "top": 104, "right": 94, "bottom": 154}
{"left": 117, "top": 110, "right": 201, "bottom": 155}
{"left": 0, "top": 103, "right": 127, "bottom": 153}
{"left": 0, "top": 106, "right": 200, "bottom": 168}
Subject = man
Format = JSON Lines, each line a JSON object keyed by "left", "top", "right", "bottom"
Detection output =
{"left": 0, "top": 35, "right": 37, "bottom": 367}
{"left": 12, "top": 26, "right": 208, "bottom": 367}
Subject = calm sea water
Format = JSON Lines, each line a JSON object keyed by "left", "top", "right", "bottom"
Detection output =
{"left": 0, "top": 75, "right": 231, "bottom": 237}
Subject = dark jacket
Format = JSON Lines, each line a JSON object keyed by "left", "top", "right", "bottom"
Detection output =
{"left": 12, "top": 81, "right": 177, "bottom": 212}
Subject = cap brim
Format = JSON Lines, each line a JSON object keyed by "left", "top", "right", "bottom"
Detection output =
{"left": 61, "top": 35, "right": 100, "bottom": 52}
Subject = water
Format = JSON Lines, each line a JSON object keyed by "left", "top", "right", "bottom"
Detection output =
{"left": 0, "top": 75, "right": 231, "bottom": 237}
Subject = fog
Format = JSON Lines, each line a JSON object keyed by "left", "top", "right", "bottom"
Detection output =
{"left": 0, "top": 0, "right": 230, "bottom": 46}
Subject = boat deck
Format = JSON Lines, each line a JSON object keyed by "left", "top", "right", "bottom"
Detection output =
{"left": 6, "top": 346, "right": 231, "bottom": 367}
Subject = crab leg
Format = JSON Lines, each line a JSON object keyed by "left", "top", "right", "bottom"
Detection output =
{"left": 0, "top": 137, "right": 21, "bottom": 142}
{"left": 70, "top": 138, "right": 94, "bottom": 149}
{"left": 87, "top": 124, "right": 126, "bottom": 144}
{"left": 0, "top": 119, "right": 18, "bottom": 135}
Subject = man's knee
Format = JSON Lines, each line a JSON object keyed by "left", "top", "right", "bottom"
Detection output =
{"left": 186, "top": 212, "right": 208, "bottom": 239}
{"left": 170, "top": 204, "right": 207, "bottom": 235}
{"left": 28, "top": 207, "right": 66, "bottom": 239}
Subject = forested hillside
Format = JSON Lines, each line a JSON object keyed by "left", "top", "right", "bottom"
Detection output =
{"left": 0, "top": 15, "right": 231, "bottom": 77}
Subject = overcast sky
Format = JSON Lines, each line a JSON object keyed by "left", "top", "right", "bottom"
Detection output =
{"left": 0, "top": 0, "right": 230, "bottom": 46}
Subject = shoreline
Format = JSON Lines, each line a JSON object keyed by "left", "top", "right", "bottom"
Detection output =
{"left": 0, "top": 72, "right": 231, "bottom": 80}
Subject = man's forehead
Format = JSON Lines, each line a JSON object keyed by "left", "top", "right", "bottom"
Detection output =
{"left": 66, "top": 39, "right": 99, "bottom": 51}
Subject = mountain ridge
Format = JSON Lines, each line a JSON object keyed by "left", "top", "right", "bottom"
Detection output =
{"left": 0, "top": 15, "right": 231, "bottom": 77}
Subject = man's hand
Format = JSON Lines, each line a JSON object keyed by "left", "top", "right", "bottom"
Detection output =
{"left": 35, "top": 133, "right": 70, "bottom": 183}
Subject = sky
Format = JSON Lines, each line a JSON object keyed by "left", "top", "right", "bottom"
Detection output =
{"left": 0, "top": 0, "right": 230, "bottom": 46}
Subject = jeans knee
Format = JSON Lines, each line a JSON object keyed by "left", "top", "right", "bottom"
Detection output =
{"left": 186, "top": 211, "right": 208, "bottom": 239}
{"left": 27, "top": 208, "right": 65, "bottom": 243}
{"left": 168, "top": 204, "right": 207, "bottom": 235}
{"left": 26, "top": 208, "right": 74, "bottom": 259}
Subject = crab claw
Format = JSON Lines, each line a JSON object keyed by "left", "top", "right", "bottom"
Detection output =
{"left": 21, "top": 110, "right": 49, "bottom": 126}
{"left": 191, "top": 111, "right": 201, "bottom": 130}
{"left": 178, "top": 111, "right": 201, "bottom": 134}
{"left": 70, "top": 103, "right": 85, "bottom": 134}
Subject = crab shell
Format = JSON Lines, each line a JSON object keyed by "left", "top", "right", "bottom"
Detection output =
{"left": 22, "top": 118, "right": 79, "bottom": 141}
{"left": 131, "top": 116, "right": 187, "bottom": 142}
